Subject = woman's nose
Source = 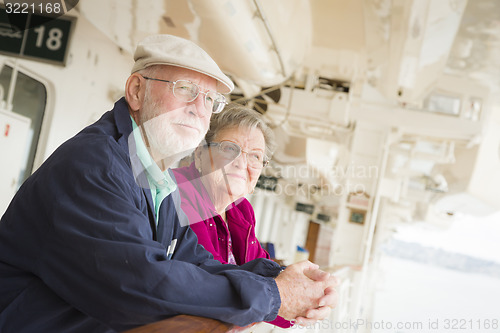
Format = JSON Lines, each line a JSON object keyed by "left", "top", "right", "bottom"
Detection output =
{"left": 232, "top": 152, "right": 248, "bottom": 169}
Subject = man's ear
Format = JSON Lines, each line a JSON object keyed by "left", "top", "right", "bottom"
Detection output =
{"left": 125, "top": 73, "right": 146, "bottom": 112}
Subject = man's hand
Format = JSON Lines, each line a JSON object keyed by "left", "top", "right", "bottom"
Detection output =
{"left": 274, "top": 261, "right": 339, "bottom": 325}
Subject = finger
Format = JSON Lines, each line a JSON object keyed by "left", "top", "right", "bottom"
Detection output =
{"left": 282, "top": 260, "right": 318, "bottom": 275}
{"left": 305, "top": 305, "right": 332, "bottom": 320}
{"left": 318, "top": 287, "right": 338, "bottom": 308}
{"left": 294, "top": 316, "right": 319, "bottom": 327}
{"left": 294, "top": 260, "right": 319, "bottom": 271}
{"left": 329, "top": 275, "right": 341, "bottom": 287}
{"left": 304, "top": 268, "right": 330, "bottom": 281}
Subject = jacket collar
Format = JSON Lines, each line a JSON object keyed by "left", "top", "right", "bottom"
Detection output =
{"left": 113, "top": 97, "right": 134, "bottom": 153}
{"left": 226, "top": 199, "right": 252, "bottom": 231}
{"left": 112, "top": 97, "right": 150, "bottom": 190}
{"left": 112, "top": 97, "right": 157, "bottom": 238}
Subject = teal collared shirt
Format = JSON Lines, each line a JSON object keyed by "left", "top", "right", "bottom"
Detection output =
{"left": 130, "top": 116, "right": 177, "bottom": 226}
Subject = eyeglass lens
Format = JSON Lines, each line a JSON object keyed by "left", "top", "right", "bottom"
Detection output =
{"left": 173, "top": 80, "right": 226, "bottom": 113}
{"left": 216, "top": 141, "right": 266, "bottom": 168}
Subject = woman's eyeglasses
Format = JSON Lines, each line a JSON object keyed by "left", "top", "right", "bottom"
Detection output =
{"left": 207, "top": 141, "right": 269, "bottom": 169}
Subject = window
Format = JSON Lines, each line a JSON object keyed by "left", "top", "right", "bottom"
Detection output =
{"left": 423, "top": 92, "right": 461, "bottom": 116}
{"left": 0, "top": 65, "right": 47, "bottom": 185}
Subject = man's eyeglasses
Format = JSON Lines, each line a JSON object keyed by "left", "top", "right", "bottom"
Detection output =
{"left": 141, "top": 75, "right": 227, "bottom": 114}
{"left": 208, "top": 141, "right": 269, "bottom": 169}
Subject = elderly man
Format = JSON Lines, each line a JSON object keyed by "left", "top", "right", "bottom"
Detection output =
{"left": 0, "top": 35, "right": 337, "bottom": 332}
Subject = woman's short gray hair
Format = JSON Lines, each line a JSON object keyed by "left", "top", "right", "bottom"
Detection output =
{"left": 205, "top": 103, "right": 276, "bottom": 161}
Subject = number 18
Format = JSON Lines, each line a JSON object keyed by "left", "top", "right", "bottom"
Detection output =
{"left": 34, "top": 26, "right": 63, "bottom": 51}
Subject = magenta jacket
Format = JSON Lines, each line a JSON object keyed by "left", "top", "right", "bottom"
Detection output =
{"left": 172, "top": 162, "right": 293, "bottom": 328}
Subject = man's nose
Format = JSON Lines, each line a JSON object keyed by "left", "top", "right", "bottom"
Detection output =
{"left": 188, "top": 94, "right": 210, "bottom": 118}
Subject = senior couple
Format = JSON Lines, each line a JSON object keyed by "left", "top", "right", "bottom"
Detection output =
{"left": 0, "top": 35, "right": 338, "bottom": 332}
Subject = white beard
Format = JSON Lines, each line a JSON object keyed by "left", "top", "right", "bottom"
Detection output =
{"left": 140, "top": 94, "right": 205, "bottom": 165}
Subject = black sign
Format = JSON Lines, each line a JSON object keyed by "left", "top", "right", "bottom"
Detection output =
{"left": 316, "top": 213, "right": 331, "bottom": 222}
{"left": 295, "top": 202, "right": 315, "bottom": 215}
{"left": 0, "top": 7, "right": 75, "bottom": 66}
{"left": 256, "top": 175, "right": 278, "bottom": 192}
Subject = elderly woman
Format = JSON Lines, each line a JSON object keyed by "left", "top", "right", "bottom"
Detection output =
{"left": 173, "top": 103, "right": 292, "bottom": 328}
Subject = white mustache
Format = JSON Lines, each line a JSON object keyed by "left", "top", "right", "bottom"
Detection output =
{"left": 173, "top": 120, "right": 202, "bottom": 131}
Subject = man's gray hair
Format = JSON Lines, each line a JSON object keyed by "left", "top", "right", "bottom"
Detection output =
{"left": 205, "top": 103, "right": 276, "bottom": 161}
{"left": 137, "top": 65, "right": 163, "bottom": 79}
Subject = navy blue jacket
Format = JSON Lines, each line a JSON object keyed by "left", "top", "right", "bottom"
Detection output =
{"left": 0, "top": 98, "right": 281, "bottom": 332}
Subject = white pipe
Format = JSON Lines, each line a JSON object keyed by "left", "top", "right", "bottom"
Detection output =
{"left": 252, "top": 0, "right": 287, "bottom": 78}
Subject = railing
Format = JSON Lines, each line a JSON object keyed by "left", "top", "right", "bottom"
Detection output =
{"left": 123, "top": 266, "right": 356, "bottom": 333}
{"left": 122, "top": 315, "right": 234, "bottom": 333}
{"left": 329, "top": 266, "right": 354, "bottom": 330}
